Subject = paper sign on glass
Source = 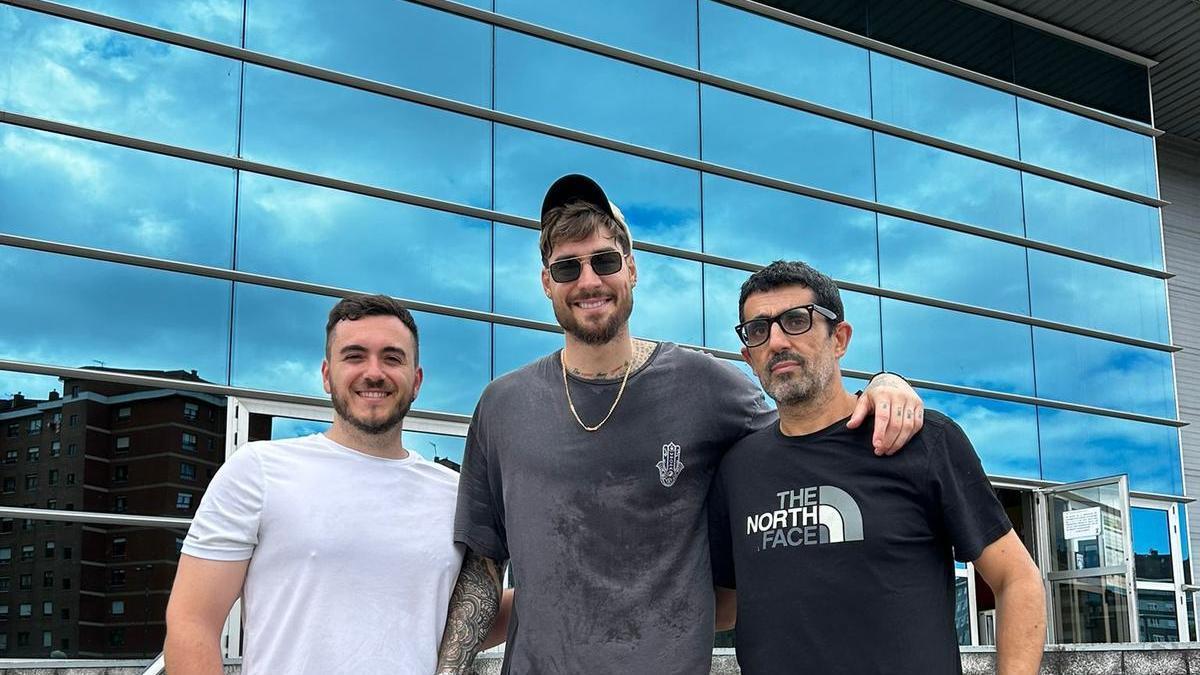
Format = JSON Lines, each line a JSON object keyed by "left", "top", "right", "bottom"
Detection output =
{"left": 1063, "top": 506, "right": 1102, "bottom": 540}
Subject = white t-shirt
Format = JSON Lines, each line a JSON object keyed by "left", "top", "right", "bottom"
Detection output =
{"left": 182, "top": 433, "right": 463, "bottom": 675}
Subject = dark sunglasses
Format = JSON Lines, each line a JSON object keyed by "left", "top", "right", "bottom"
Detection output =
{"left": 547, "top": 250, "right": 626, "bottom": 283}
{"left": 734, "top": 304, "right": 839, "bottom": 348}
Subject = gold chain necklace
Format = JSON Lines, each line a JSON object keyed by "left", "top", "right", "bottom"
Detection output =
{"left": 560, "top": 353, "right": 633, "bottom": 432}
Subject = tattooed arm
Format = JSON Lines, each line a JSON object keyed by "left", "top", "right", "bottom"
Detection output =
{"left": 436, "top": 549, "right": 507, "bottom": 675}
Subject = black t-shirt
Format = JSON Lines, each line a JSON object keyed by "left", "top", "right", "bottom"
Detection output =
{"left": 708, "top": 410, "right": 1011, "bottom": 675}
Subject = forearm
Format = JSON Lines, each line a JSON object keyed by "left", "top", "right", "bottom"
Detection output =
{"left": 436, "top": 550, "right": 505, "bottom": 675}
{"left": 164, "top": 620, "right": 225, "bottom": 675}
{"left": 994, "top": 576, "right": 1046, "bottom": 675}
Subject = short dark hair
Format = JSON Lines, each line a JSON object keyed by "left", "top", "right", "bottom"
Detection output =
{"left": 325, "top": 294, "right": 420, "bottom": 363}
{"left": 738, "top": 261, "right": 843, "bottom": 334}
{"left": 539, "top": 200, "right": 632, "bottom": 266}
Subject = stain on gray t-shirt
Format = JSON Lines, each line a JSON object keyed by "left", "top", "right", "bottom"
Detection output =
{"left": 454, "top": 342, "right": 772, "bottom": 674}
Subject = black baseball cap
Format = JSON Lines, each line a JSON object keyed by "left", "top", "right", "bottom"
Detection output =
{"left": 540, "top": 173, "right": 622, "bottom": 223}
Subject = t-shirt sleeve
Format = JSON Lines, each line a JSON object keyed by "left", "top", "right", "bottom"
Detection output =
{"left": 707, "top": 471, "right": 736, "bottom": 589}
{"left": 453, "top": 399, "right": 509, "bottom": 562}
{"left": 181, "top": 442, "right": 265, "bottom": 561}
{"left": 925, "top": 416, "right": 1012, "bottom": 563}
{"left": 705, "top": 354, "right": 774, "bottom": 440}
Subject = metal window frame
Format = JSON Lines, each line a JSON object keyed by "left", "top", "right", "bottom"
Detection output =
{"left": 1128, "top": 498, "right": 1191, "bottom": 642}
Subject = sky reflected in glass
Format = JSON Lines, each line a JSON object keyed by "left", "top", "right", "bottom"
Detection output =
{"left": 878, "top": 215, "right": 1028, "bottom": 314}
{"left": 493, "top": 325, "right": 562, "bottom": 380}
{"left": 497, "top": 0, "right": 696, "bottom": 66}
{"left": 871, "top": 52, "right": 1017, "bottom": 158}
{"left": 1028, "top": 251, "right": 1168, "bottom": 342}
{"left": 237, "top": 173, "right": 492, "bottom": 311}
{"left": 57, "top": 0, "right": 243, "bottom": 43}
{"left": 1039, "top": 408, "right": 1181, "bottom": 495}
{"left": 496, "top": 30, "right": 698, "bottom": 157}
{"left": 0, "top": 125, "right": 234, "bottom": 267}
{"left": 702, "top": 86, "right": 874, "bottom": 199}
{"left": 1033, "top": 329, "right": 1176, "bottom": 419}
{"left": 494, "top": 125, "right": 701, "bottom": 249}
{"left": 917, "top": 388, "right": 1039, "bottom": 479}
{"left": 702, "top": 175, "right": 877, "bottom": 285}
{"left": 875, "top": 133, "right": 1024, "bottom": 236}
{"left": 700, "top": 0, "right": 869, "bottom": 117}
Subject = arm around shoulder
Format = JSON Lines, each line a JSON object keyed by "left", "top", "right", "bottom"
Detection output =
{"left": 165, "top": 554, "right": 250, "bottom": 675}
{"left": 973, "top": 530, "right": 1045, "bottom": 675}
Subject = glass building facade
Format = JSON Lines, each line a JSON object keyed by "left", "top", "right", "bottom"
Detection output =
{"left": 0, "top": 0, "right": 1189, "bottom": 659}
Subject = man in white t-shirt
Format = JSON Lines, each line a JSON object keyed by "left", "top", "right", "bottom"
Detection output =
{"left": 165, "top": 294, "right": 470, "bottom": 674}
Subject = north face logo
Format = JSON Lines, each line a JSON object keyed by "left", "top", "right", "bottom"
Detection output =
{"left": 656, "top": 442, "right": 684, "bottom": 487}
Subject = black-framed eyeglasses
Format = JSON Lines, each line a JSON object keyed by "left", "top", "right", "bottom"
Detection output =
{"left": 547, "top": 250, "right": 626, "bottom": 283}
{"left": 734, "top": 304, "right": 839, "bottom": 348}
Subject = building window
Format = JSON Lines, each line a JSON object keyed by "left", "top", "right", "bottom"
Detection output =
{"left": 41, "top": 571, "right": 51, "bottom": 588}
{"left": 0, "top": 604, "right": 7, "bottom": 619}
{"left": 0, "top": 633, "right": 8, "bottom": 650}
{"left": 184, "top": 402, "right": 199, "bottom": 421}
{"left": 50, "top": 412, "right": 61, "bottom": 430}
{"left": 116, "top": 407, "right": 131, "bottom": 420}
{"left": 111, "top": 600, "right": 125, "bottom": 616}
{"left": 110, "top": 568, "right": 126, "bottom": 586}
{"left": 175, "top": 492, "right": 193, "bottom": 510}
{"left": 180, "top": 462, "right": 196, "bottom": 481}
{"left": 1, "top": 478, "right": 13, "bottom": 495}
{"left": 68, "top": 414, "right": 78, "bottom": 428}
{"left": 3, "top": 451, "right": 14, "bottom": 464}
{"left": 18, "top": 603, "right": 30, "bottom": 617}
{"left": 112, "top": 537, "right": 127, "bottom": 558}
{"left": 66, "top": 442, "right": 77, "bottom": 456}
{"left": 43, "top": 542, "right": 54, "bottom": 559}
{"left": 113, "top": 496, "right": 127, "bottom": 513}
{"left": 41, "top": 630, "right": 51, "bottom": 647}
{"left": 41, "top": 601, "right": 51, "bottom": 616}
{"left": 49, "top": 441, "right": 60, "bottom": 457}
{"left": 27, "top": 420, "right": 41, "bottom": 435}
{"left": 62, "top": 545, "right": 71, "bottom": 560}
{"left": 47, "top": 470, "right": 57, "bottom": 486}
{"left": 182, "top": 432, "right": 198, "bottom": 452}
{"left": 0, "top": 577, "right": 8, "bottom": 592}
{"left": 23, "top": 474, "right": 36, "bottom": 491}
{"left": 17, "top": 575, "right": 29, "bottom": 591}
{"left": 19, "top": 546, "right": 32, "bottom": 562}
{"left": 175, "top": 536, "right": 185, "bottom": 554}
{"left": 113, "top": 465, "right": 128, "bottom": 483}
{"left": 4, "top": 424, "right": 15, "bottom": 438}
{"left": 25, "top": 447, "right": 38, "bottom": 463}
{"left": 108, "top": 628, "right": 124, "bottom": 646}
{"left": 66, "top": 472, "right": 75, "bottom": 485}
{"left": 17, "top": 631, "right": 29, "bottom": 647}
{"left": 115, "top": 436, "right": 130, "bottom": 452}
{"left": 61, "top": 577, "right": 70, "bottom": 590}
{"left": 60, "top": 610, "right": 69, "bottom": 622}
{"left": 0, "top": 548, "right": 9, "bottom": 565}
{"left": 0, "top": 519, "right": 10, "bottom": 534}
{"left": 69, "top": 386, "right": 78, "bottom": 398}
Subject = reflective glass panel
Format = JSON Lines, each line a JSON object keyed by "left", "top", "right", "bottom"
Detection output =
{"left": 237, "top": 173, "right": 491, "bottom": 311}
{"left": 0, "top": 246, "right": 230, "bottom": 384}
{"left": 881, "top": 301, "right": 1034, "bottom": 395}
{"left": 0, "top": 518, "right": 188, "bottom": 657}
{"left": 955, "top": 576, "right": 971, "bottom": 645}
{"left": 1028, "top": 251, "right": 1168, "bottom": 342}
{"left": 870, "top": 52, "right": 1018, "bottom": 158}
{"left": 916, "top": 389, "right": 1039, "bottom": 479}
{"left": 497, "top": 0, "right": 696, "bottom": 66}
{"left": 1051, "top": 575, "right": 1132, "bottom": 643}
{"left": 0, "top": 8, "right": 241, "bottom": 154}
{"left": 704, "top": 264, "right": 881, "bottom": 373}
{"left": 877, "top": 215, "right": 1028, "bottom": 314}
{"left": 494, "top": 125, "right": 701, "bottom": 249}
{"left": 0, "top": 125, "right": 235, "bottom": 267}
{"left": 245, "top": 0, "right": 491, "bottom": 107}
{"left": 229, "top": 284, "right": 489, "bottom": 415}
{"left": 1033, "top": 329, "right": 1176, "bottom": 419}
{"left": 493, "top": 326, "right": 562, "bottom": 380}
{"left": 1038, "top": 409, "right": 1182, "bottom": 496}
{"left": 702, "top": 175, "right": 877, "bottom": 285}
{"left": 1137, "top": 589, "right": 1180, "bottom": 642}
{"left": 699, "top": 0, "right": 870, "bottom": 117}
{"left": 269, "top": 417, "right": 331, "bottom": 441}
{"left": 240, "top": 65, "right": 490, "bottom": 207}
{"left": 492, "top": 224, "right": 550, "bottom": 324}
{"left": 1022, "top": 174, "right": 1163, "bottom": 270}
{"left": 495, "top": 30, "right": 698, "bottom": 157}
{"left": 702, "top": 86, "right": 874, "bottom": 199}
{"left": 1017, "top": 98, "right": 1157, "bottom": 197}
{"left": 54, "top": 0, "right": 243, "bottom": 43}
{"left": 874, "top": 134, "right": 1024, "bottom": 236}
{"left": 1131, "top": 507, "right": 1172, "bottom": 582}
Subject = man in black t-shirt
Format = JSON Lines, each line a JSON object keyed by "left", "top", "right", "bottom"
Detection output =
{"left": 709, "top": 260, "right": 1045, "bottom": 674}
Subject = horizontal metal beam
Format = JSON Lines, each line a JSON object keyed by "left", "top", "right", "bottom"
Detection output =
{"left": 0, "top": 505, "right": 191, "bottom": 528}
{"left": 0, "top": 113, "right": 1181, "bottom": 354}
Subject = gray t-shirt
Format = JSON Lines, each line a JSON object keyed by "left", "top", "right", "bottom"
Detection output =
{"left": 455, "top": 342, "right": 772, "bottom": 674}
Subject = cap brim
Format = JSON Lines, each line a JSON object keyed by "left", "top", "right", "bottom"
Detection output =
{"left": 540, "top": 174, "right": 617, "bottom": 221}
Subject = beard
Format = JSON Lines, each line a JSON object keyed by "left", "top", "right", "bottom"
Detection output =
{"left": 330, "top": 385, "right": 413, "bottom": 435}
{"left": 553, "top": 288, "right": 634, "bottom": 346}
{"left": 761, "top": 349, "right": 836, "bottom": 407}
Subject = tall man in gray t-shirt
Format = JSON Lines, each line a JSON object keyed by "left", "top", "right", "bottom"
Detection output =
{"left": 434, "top": 175, "right": 925, "bottom": 674}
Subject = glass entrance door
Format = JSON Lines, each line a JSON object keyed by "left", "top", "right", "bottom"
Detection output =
{"left": 1036, "top": 475, "right": 1138, "bottom": 643}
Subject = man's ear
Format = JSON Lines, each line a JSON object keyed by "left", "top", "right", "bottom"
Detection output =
{"left": 541, "top": 266, "right": 552, "bottom": 298}
{"left": 320, "top": 359, "right": 332, "bottom": 394}
{"left": 833, "top": 321, "right": 853, "bottom": 358}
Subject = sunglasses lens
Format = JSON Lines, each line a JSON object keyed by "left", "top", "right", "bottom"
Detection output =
{"left": 549, "top": 259, "right": 582, "bottom": 283}
{"left": 591, "top": 251, "right": 624, "bottom": 276}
